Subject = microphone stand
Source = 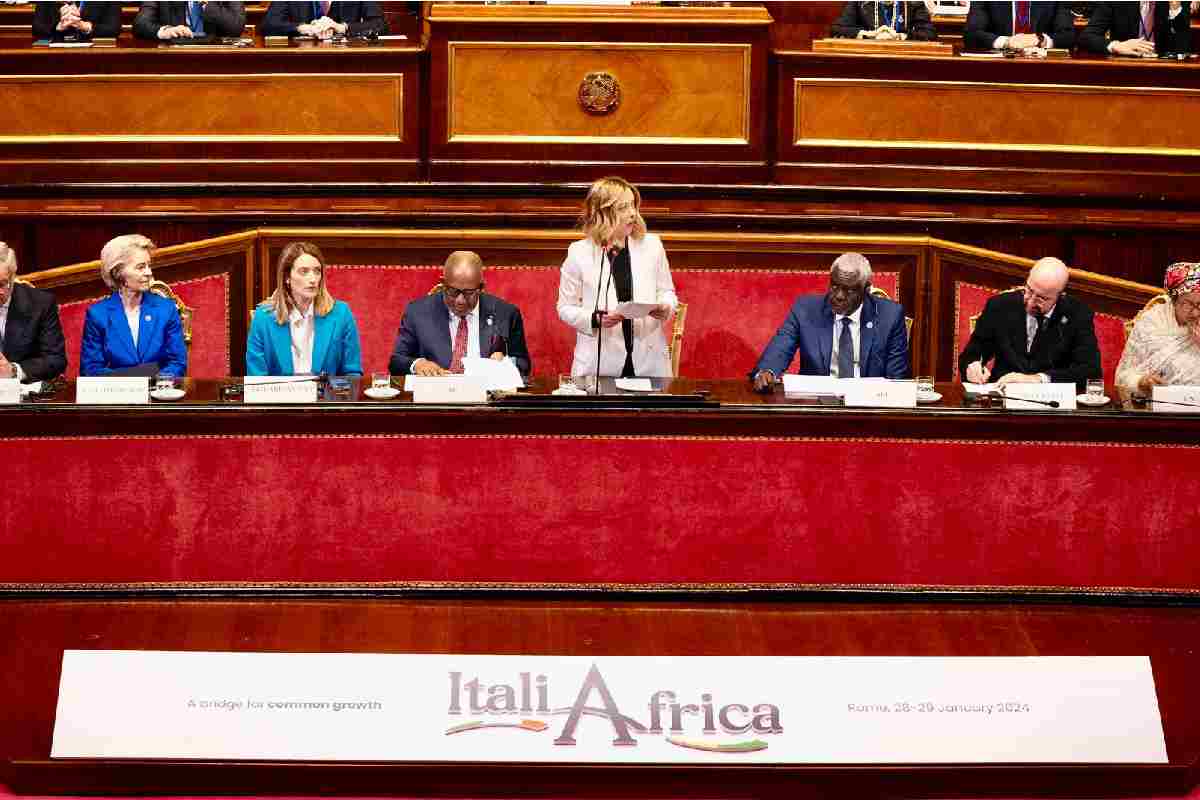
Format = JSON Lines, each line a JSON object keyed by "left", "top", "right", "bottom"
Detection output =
{"left": 593, "top": 244, "right": 614, "bottom": 396}
{"left": 988, "top": 389, "right": 1060, "bottom": 409}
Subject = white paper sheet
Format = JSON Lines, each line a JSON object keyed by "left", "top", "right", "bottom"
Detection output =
{"left": 614, "top": 378, "right": 654, "bottom": 392}
{"left": 613, "top": 301, "right": 658, "bottom": 320}
{"left": 782, "top": 375, "right": 887, "bottom": 397}
{"left": 963, "top": 382, "right": 999, "bottom": 395}
{"left": 463, "top": 357, "right": 524, "bottom": 391}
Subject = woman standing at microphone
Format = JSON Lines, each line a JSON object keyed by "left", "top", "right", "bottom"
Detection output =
{"left": 556, "top": 177, "right": 678, "bottom": 378}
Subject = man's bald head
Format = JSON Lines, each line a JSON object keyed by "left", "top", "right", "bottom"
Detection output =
{"left": 1025, "top": 257, "right": 1069, "bottom": 316}
{"left": 443, "top": 250, "right": 483, "bottom": 284}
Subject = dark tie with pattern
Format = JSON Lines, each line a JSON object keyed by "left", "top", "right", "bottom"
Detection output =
{"left": 1015, "top": 0, "right": 1031, "bottom": 34}
{"left": 450, "top": 316, "right": 468, "bottom": 373}
{"left": 838, "top": 317, "right": 854, "bottom": 378}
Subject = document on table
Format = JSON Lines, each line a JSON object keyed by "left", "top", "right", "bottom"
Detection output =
{"left": 614, "top": 378, "right": 654, "bottom": 392}
{"left": 963, "top": 382, "right": 999, "bottom": 395}
{"left": 782, "top": 375, "right": 887, "bottom": 397}
{"left": 463, "top": 356, "right": 524, "bottom": 391}
{"left": 612, "top": 301, "right": 658, "bottom": 320}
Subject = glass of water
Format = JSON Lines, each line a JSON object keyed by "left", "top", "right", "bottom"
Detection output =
{"left": 372, "top": 372, "right": 392, "bottom": 391}
{"left": 1086, "top": 379, "right": 1105, "bottom": 400}
{"left": 916, "top": 375, "right": 935, "bottom": 394}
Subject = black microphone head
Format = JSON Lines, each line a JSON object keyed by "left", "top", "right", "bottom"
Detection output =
{"left": 1048, "top": 400, "right": 1060, "bottom": 408}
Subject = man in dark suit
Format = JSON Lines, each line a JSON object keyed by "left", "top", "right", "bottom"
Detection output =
{"left": 260, "top": 1, "right": 386, "bottom": 39}
{"left": 0, "top": 243, "right": 67, "bottom": 383}
{"left": 32, "top": 2, "right": 120, "bottom": 41}
{"left": 1079, "top": 1, "right": 1190, "bottom": 56}
{"left": 751, "top": 253, "right": 911, "bottom": 392}
{"left": 133, "top": 2, "right": 246, "bottom": 40}
{"left": 964, "top": 1, "right": 1076, "bottom": 51}
{"left": 389, "top": 251, "right": 532, "bottom": 377}
{"left": 959, "top": 257, "right": 1101, "bottom": 391}
{"left": 830, "top": 1, "right": 937, "bottom": 41}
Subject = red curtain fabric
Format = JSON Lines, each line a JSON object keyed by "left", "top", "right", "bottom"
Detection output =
{"left": 326, "top": 265, "right": 900, "bottom": 378}
{"left": 2, "top": 433, "right": 1194, "bottom": 590}
{"left": 57, "top": 274, "right": 231, "bottom": 378}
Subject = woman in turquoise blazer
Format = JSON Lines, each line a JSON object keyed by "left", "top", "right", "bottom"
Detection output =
{"left": 245, "top": 242, "right": 362, "bottom": 376}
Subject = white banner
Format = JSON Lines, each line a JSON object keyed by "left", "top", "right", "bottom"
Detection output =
{"left": 75, "top": 377, "right": 150, "bottom": 405}
{"left": 242, "top": 376, "right": 318, "bottom": 404}
{"left": 51, "top": 652, "right": 1167, "bottom": 764}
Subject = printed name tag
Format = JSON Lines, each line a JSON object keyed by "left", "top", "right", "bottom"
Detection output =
{"left": 411, "top": 376, "right": 487, "bottom": 404}
{"left": 243, "top": 377, "right": 318, "bottom": 404}
{"left": 1151, "top": 384, "right": 1200, "bottom": 412}
{"left": 0, "top": 378, "right": 18, "bottom": 405}
{"left": 842, "top": 380, "right": 917, "bottom": 408}
{"left": 75, "top": 377, "right": 150, "bottom": 405}
{"left": 1001, "top": 382, "right": 1076, "bottom": 411}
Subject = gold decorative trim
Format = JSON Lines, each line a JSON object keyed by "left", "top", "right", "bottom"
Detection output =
{"left": 793, "top": 78, "right": 1200, "bottom": 156}
{"left": 429, "top": 4, "right": 772, "bottom": 26}
{"left": 447, "top": 42, "right": 751, "bottom": 145}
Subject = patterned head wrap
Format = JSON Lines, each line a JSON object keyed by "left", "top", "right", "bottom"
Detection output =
{"left": 1164, "top": 262, "right": 1200, "bottom": 298}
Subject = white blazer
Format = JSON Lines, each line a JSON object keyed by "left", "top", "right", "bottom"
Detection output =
{"left": 557, "top": 232, "right": 679, "bottom": 377}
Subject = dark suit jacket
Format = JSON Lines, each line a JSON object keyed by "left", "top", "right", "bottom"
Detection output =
{"left": 958, "top": 290, "right": 1101, "bottom": 390}
{"left": 964, "top": 1, "right": 1076, "bottom": 50}
{"left": 133, "top": 2, "right": 246, "bottom": 39}
{"left": 1079, "top": 1, "right": 1191, "bottom": 54}
{"left": 2, "top": 282, "right": 67, "bottom": 382}
{"left": 389, "top": 293, "right": 531, "bottom": 377}
{"left": 752, "top": 292, "right": 911, "bottom": 380}
{"left": 830, "top": 1, "right": 937, "bottom": 41}
{"left": 32, "top": 2, "right": 120, "bottom": 40}
{"left": 260, "top": 1, "right": 386, "bottom": 37}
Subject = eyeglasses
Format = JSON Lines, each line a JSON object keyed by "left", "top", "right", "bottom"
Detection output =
{"left": 444, "top": 285, "right": 483, "bottom": 300}
{"left": 1176, "top": 297, "right": 1200, "bottom": 316}
{"left": 1023, "top": 284, "right": 1060, "bottom": 305}
{"left": 829, "top": 282, "right": 865, "bottom": 297}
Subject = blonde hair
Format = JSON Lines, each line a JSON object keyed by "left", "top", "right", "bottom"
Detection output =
{"left": 267, "top": 242, "right": 335, "bottom": 324}
{"left": 578, "top": 176, "right": 647, "bottom": 246}
{"left": 0, "top": 242, "right": 15, "bottom": 278}
{"left": 99, "top": 234, "right": 155, "bottom": 290}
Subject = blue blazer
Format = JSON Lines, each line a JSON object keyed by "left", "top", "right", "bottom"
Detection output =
{"left": 245, "top": 300, "right": 362, "bottom": 376}
{"left": 752, "top": 292, "right": 911, "bottom": 379}
{"left": 80, "top": 291, "right": 188, "bottom": 377}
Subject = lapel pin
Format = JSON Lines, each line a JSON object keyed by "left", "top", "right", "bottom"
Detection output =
{"left": 144, "top": 315, "right": 152, "bottom": 322}
{"left": 486, "top": 315, "right": 494, "bottom": 327}
{"left": 1061, "top": 317, "right": 1068, "bottom": 324}
{"left": 866, "top": 321, "right": 874, "bottom": 329}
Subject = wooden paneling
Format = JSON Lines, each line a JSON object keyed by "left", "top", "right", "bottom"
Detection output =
{"left": 447, "top": 42, "right": 750, "bottom": 143}
{"left": 794, "top": 78, "right": 1200, "bottom": 154}
{"left": 0, "top": 74, "right": 402, "bottom": 139}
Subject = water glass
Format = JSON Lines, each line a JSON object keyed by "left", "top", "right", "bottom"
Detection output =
{"left": 916, "top": 375, "right": 935, "bottom": 394}
{"left": 372, "top": 372, "right": 392, "bottom": 391}
{"left": 1086, "top": 379, "right": 1105, "bottom": 399}
{"left": 154, "top": 375, "right": 176, "bottom": 393}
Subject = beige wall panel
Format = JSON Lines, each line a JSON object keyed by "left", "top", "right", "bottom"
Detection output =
{"left": 448, "top": 43, "right": 750, "bottom": 143}
{"left": 0, "top": 74, "right": 403, "bottom": 140}
{"left": 795, "top": 78, "right": 1200, "bottom": 155}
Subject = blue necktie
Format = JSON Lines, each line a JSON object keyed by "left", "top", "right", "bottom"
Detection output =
{"left": 838, "top": 317, "right": 854, "bottom": 378}
{"left": 188, "top": 1, "right": 204, "bottom": 35}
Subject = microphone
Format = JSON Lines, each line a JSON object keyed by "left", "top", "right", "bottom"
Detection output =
{"left": 241, "top": 374, "right": 324, "bottom": 387}
{"left": 988, "top": 390, "right": 1059, "bottom": 409}
{"left": 592, "top": 241, "right": 616, "bottom": 395}
{"left": 1140, "top": 396, "right": 1200, "bottom": 409}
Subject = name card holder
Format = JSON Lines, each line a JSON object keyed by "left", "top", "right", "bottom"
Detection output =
{"left": 0, "top": 378, "right": 18, "bottom": 405}
{"left": 75, "top": 377, "right": 150, "bottom": 405}
{"left": 842, "top": 380, "right": 917, "bottom": 408}
{"left": 243, "top": 377, "right": 318, "bottom": 404}
{"left": 411, "top": 376, "right": 487, "bottom": 404}
{"left": 1151, "top": 384, "right": 1200, "bottom": 412}
{"left": 1002, "top": 383, "right": 1077, "bottom": 411}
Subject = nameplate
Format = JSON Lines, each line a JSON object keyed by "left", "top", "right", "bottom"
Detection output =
{"left": 75, "top": 377, "right": 150, "bottom": 405}
{"left": 1001, "top": 382, "right": 1077, "bottom": 411}
{"left": 0, "top": 378, "right": 18, "bottom": 405}
{"left": 411, "top": 376, "right": 487, "bottom": 404}
{"left": 51, "top": 652, "right": 1166, "bottom": 764}
{"left": 243, "top": 377, "right": 318, "bottom": 404}
{"left": 842, "top": 379, "right": 917, "bottom": 408}
{"left": 1151, "top": 384, "right": 1200, "bottom": 412}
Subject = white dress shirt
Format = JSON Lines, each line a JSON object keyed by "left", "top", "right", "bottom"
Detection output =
{"left": 830, "top": 303, "right": 864, "bottom": 378}
{"left": 1026, "top": 303, "right": 1056, "bottom": 352}
{"left": 0, "top": 294, "right": 9, "bottom": 346}
{"left": 289, "top": 304, "right": 315, "bottom": 375}
{"left": 124, "top": 299, "right": 141, "bottom": 349}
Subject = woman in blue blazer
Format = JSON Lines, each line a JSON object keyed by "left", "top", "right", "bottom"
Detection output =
{"left": 246, "top": 241, "right": 362, "bottom": 376}
{"left": 80, "top": 235, "right": 188, "bottom": 378}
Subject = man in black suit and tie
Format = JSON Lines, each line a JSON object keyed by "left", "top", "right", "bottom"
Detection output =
{"left": 964, "top": 1, "right": 1076, "bottom": 51}
{"left": 0, "top": 243, "right": 67, "bottom": 383}
{"left": 260, "top": 1, "right": 386, "bottom": 39}
{"left": 1079, "top": 1, "right": 1191, "bottom": 56}
{"left": 389, "top": 251, "right": 532, "bottom": 378}
{"left": 959, "top": 257, "right": 1101, "bottom": 391}
{"left": 133, "top": 2, "right": 246, "bottom": 41}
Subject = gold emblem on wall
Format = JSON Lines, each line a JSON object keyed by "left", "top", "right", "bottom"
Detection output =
{"left": 578, "top": 72, "right": 621, "bottom": 115}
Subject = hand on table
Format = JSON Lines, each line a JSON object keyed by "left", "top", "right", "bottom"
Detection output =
{"left": 158, "top": 24, "right": 195, "bottom": 39}
{"left": 489, "top": 352, "right": 505, "bottom": 362}
{"left": 752, "top": 369, "right": 776, "bottom": 394}
{"left": 1111, "top": 38, "right": 1157, "bottom": 57}
{"left": 996, "top": 372, "right": 1042, "bottom": 386}
{"left": 412, "top": 358, "right": 450, "bottom": 377}
{"left": 965, "top": 360, "right": 991, "bottom": 385}
{"left": 1137, "top": 373, "right": 1165, "bottom": 395}
{"left": 0, "top": 354, "right": 14, "bottom": 379}
{"left": 1007, "top": 33, "right": 1040, "bottom": 49}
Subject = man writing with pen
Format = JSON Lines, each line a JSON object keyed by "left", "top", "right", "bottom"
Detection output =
{"left": 959, "top": 257, "right": 1102, "bottom": 392}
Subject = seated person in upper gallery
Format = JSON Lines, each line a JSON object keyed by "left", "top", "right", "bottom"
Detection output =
{"left": 0, "top": 242, "right": 67, "bottom": 383}
{"left": 133, "top": 2, "right": 246, "bottom": 41}
{"left": 80, "top": 234, "right": 188, "bottom": 378}
{"left": 830, "top": 1, "right": 937, "bottom": 41}
{"left": 751, "top": 252, "right": 911, "bottom": 392}
{"left": 260, "top": 1, "right": 387, "bottom": 40}
{"left": 389, "top": 250, "right": 532, "bottom": 378}
{"left": 964, "top": 1, "right": 1076, "bottom": 52}
{"left": 1079, "top": 1, "right": 1191, "bottom": 57}
{"left": 32, "top": 2, "right": 120, "bottom": 41}
{"left": 246, "top": 241, "right": 362, "bottom": 377}
{"left": 959, "top": 257, "right": 1101, "bottom": 391}
{"left": 1115, "top": 262, "right": 1200, "bottom": 397}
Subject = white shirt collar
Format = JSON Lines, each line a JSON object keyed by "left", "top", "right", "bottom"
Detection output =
{"left": 837, "top": 302, "right": 864, "bottom": 325}
{"left": 289, "top": 303, "right": 315, "bottom": 325}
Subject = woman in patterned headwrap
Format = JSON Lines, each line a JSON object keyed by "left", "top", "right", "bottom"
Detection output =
{"left": 1115, "top": 262, "right": 1200, "bottom": 396}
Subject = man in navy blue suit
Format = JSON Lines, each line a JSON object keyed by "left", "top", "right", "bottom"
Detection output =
{"left": 751, "top": 252, "right": 911, "bottom": 392}
{"left": 389, "top": 251, "right": 532, "bottom": 378}
{"left": 0, "top": 242, "right": 66, "bottom": 383}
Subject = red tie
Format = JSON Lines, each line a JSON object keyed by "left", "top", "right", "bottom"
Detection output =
{"left": 1142, "top": 0, "right": 1155, "bottom": 39}
{"left": 450, "top": 315, "right": 468, "bottom": 374}
{"left": 1015, "top": 0, "right": 1031, "bottom": 34}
